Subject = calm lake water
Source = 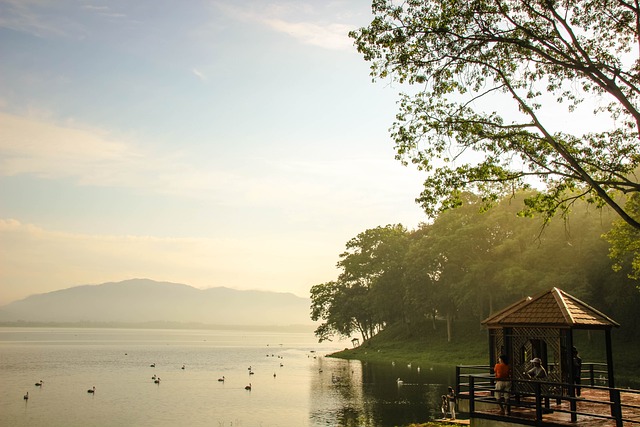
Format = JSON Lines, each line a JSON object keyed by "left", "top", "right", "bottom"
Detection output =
{"left": 0, "top": 327, "right": 458, "bottom": 427}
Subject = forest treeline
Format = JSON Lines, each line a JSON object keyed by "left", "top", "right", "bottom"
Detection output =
{"left": 310, "top": 191, "right": 640, "bottom": 344}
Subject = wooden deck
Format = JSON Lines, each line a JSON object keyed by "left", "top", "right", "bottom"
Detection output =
{"left": 435, "top": 419, "right": 470, "bottom": 426}
{"left": 463, "top": 388, "right": 640, "bottom": 426}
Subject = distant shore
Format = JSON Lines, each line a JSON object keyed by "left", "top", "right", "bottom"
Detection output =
{"left": 0, "top": 320, "right": 316, "bottom": 333}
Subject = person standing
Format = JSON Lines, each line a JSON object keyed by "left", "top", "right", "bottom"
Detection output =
{"left": 572, "top": 346, "right": 582, "bottom": 397}
{"left": 494, "top": 354, "right": 511, "bottom": 415}
{"left": 447, "top": 386, "right": 457, "bottom": 419}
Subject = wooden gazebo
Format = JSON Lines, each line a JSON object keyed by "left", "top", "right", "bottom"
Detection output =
{"left": 481, "top": 287, "right": 620, "bottom": 394}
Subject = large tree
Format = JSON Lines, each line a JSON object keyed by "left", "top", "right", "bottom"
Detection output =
{"left": 310, "top": 280, "right": 374, "bottom": 342}
{"left": 351, "top": 0, "right": 640, "bottom": 229}
{"left": 338, "top": 224, "right": 409, "bottom": 330}
{"left": 310, "top": 225, "right": 409, "bottom": 342}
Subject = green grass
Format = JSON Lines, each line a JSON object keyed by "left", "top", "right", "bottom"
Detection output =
{"left": 329, "top": 321, "right": 487, "bottom": 367}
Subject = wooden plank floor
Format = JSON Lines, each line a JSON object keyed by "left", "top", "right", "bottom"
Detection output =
{"left": 471, "top": 388, "right": 640, "bottom": 426}
{"left": 434, "top": 418, "right": 470, "bottom": 425}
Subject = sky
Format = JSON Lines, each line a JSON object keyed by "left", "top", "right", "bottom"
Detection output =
{"left": 0, "top": 0, "right": 428, "bottom": 305}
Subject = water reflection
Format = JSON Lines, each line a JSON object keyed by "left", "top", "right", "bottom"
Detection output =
{"left": 309, "top": 357, "right": 459, "bottom": 426}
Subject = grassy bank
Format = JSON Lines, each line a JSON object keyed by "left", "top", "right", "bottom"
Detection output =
{"left": 329, "top": 321, "right": 487, "bottom": 367}
{"left": 328, "top": 321, "right": 640, "bottom": 386}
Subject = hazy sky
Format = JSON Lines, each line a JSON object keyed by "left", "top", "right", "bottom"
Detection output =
{"left": 0, "top": 0, "right": 428, "bottom": 305}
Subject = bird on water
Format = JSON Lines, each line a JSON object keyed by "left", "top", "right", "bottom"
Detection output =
{"left": 24, "top": 392, "right": 29, "bottom": 400}
{"left": 245, "top": 383, "right": 252, "bottom": 390}
{"left": 218, "top": 376, "right": 225, "bottom": 382}
{"left": 35, "top": 380, "right": 43, "bottom": 386}
{"left": 87, "top": 386, "right": 95, "bottom": 393}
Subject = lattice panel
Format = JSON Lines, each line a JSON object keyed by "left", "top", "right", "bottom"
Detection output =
{"left": 507, "top": 327, "right": 564, "bottom": 395}
{"left": 493, "top": 330, "right": 504, "bottom": 363}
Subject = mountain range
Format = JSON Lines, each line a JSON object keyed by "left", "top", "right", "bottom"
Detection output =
{"left": 0, "top": 279, "right": 313, "bottom": 326}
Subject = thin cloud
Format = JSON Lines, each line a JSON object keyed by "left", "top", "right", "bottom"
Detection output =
{"left": 0, "top": 112, "right": 339, "bottom": 209}
{"left": 0, "top": 112, "right": 143, "bottom": 182}
{"left": 0, "top": 1, "right": 128, "bottom": 39}
{"left": 216, "top": 2, "right": 355, "bottom": 51}
{"left": 263, "top": 18, "right": 352, "bottom": 51}
{"left": 0, "top": 112, "right": 240, "bottom": 196}
{"left": 192, "top": 68, "right": 208, "bottom": 82}
{"left": 81, "top": 5, "right": 110, "bottom": 12}
{"left": 0, "top": 0, "right": 70, "bottom": 37}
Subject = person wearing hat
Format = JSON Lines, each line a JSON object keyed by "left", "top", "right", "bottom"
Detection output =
{"left": 525, "top": 357, "right": 547, "bottom": 379}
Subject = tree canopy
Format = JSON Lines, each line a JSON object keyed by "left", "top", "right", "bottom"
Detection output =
{"left": 310, "top": 191, "right": 640, "bottom": 343}
{"left": 350, "top": 0, "right": 640, "bottom": 229}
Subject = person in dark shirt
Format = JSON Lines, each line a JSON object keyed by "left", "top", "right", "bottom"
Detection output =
{"left": 447, "top": 386, "right": 457, "bottom": 419}
{"left": 572, "top": 346, "right": 582, "bottom": 397}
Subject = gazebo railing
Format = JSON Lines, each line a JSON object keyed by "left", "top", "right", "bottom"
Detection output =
{"left": 456, "top": 365, "right": 640, "bottom": 427}
{"left": 582, "top": 362, "right": 612, "bottom": 387}
{"left": 545, "top": 362, "right": 611, "bottom": 387}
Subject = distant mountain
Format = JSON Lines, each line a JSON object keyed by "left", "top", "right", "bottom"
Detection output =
{"left": 0, "top": 279, "right": 313, "bottom": 326}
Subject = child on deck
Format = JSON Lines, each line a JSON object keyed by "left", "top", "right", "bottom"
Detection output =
{"left": 441, "top": 394, "right": 448, "bottom": 419}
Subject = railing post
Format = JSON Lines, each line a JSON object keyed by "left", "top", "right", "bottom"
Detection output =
{"left": 570, "top": 389, "right": 577, "bottom": 423}
{"left": 535, "top": 381, "right": 543, "bottom": 426}
{"left": 589, "top": 364, "right": 595, "bottom": 387}
{"left": 610, "top": 388, "right": 622, "bottom": 427}
{"left": 456, "top": 365, "right": 461, "bottom": 397}
{"left": 469, "top": 376, "right": 475, "bottom": 415}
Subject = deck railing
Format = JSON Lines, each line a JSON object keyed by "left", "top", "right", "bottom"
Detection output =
{"left": 456, "top": 365, "right": 640, "bottom": 427}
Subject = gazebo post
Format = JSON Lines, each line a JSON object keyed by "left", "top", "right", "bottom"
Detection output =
{"left": 567, "top": 329, "right": 575, "bottom": 396}
{"left": 605, "top": 329, "right": 615, "bottom": 389}
{"left": 567, "top": 329, "right": 577, "bottom": 422}
{"left": 488, "top": 329, "right": 496, "bottom": 369}
{"left": 605, "top": 329, "right": 622, "bottom": 424}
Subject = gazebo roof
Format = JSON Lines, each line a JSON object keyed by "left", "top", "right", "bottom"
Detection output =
{"left": 481, "top": 287, "right": 619, "bottom": 329}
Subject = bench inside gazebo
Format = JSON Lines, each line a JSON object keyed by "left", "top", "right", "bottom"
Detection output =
{"left": 455, "top": 287, "right": 640, "bottom": 426}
